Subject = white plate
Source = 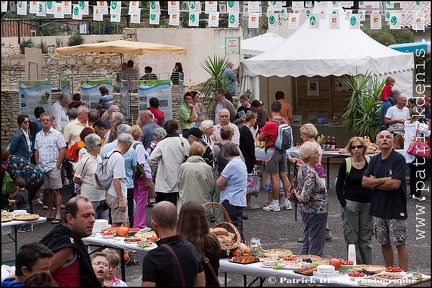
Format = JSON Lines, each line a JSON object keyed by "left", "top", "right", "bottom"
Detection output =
{"left": 101, "top": 234, "right": 114, "bottom": 239}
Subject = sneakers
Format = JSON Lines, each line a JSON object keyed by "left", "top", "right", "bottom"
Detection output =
{"left": 263, "top": 203, "right": 281, "bottom": 212}
{"left": 281, "top": 199, "right": 292, "bottom": 210}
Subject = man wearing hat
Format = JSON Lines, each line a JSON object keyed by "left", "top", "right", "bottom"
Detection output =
{"left": 183, "top": 127, "right": 213, "bottom": 167}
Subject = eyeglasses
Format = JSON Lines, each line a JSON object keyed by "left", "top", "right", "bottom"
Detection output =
{"left": 351, "top": 145, "right": 364, "bottom": 150}
{"left": 96, "top": 144, "right": 102, "bottom": 146}
{"left": 92, "top": 261, "right": 109, "bottom": 267}
{"left": 22, "top": 121, "right": 30, "bottom": 124}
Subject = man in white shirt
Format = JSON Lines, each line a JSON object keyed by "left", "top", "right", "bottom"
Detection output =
{"left": 34, "top": 112, "right": 67, "bottom": 224}
{"left": 51, "top": 93, "right": 71, "bottom": 131}
{"left": 385, "top": 95, "right": 410, "bottom": 135}
{"left": 63, "top": 105, "right": 89, "bottom": 149}
{"left": 105, "top": 133, "right": 134, "bottom": 228}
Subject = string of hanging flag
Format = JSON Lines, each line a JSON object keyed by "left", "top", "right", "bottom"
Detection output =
{"left": 3, "top": 1, "right": 430, "bottom": 31}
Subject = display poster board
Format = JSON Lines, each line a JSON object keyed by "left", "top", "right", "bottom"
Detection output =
{"left": 138, "top": 80, "right": 172, "bottom": 121}
{"left": 119, "top": 80, "right": 130, "bottom": 119}
{"left": 80, "top": 79, "right": 113, "bottom": 110}
{"left": 19, "top": 80, "right": 52, "bottom": 121}
{"left": 61, "top": 80, "right": 71, "bottom": 96}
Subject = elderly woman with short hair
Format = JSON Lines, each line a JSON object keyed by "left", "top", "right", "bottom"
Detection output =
{"left": 293, "top": 141, "right": 328, "bottom": 256}
{"left": 177, "top": 142, "right": 215, "bottom": 214}
{"left": 73, "top": 133, "right": 108, "bottom": 220}
{"left": 200, "top": 120, "right": 215, "bottom": 149}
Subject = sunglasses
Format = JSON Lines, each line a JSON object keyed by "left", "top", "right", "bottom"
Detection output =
{"left": 22, "top": 121, "right": 30, "bottom": 124}
{"left": 351, "top": 145, "right": 364, "bottom": 150}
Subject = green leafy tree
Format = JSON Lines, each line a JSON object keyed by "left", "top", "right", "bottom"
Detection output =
{"left": 19, "top": 38, "right": 35, "bottom": 54}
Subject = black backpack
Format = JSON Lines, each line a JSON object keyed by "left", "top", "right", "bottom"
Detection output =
{"left": 216, "top": 143, "right": 229, "bottom": 174}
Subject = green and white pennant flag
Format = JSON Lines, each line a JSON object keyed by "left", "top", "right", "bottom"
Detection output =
{"left": 79, "top": 1, "right": 89, "bottom": 16}
{"left": 412, "top": 11, "right": 425, "bottom": 31}
{"left": 17, "top": 1, "right": 27, "bottom": 16}
{"left": 268, "top": 1, "right": 283, "bottom": 12}
{"left": 111, "top": 12, "right": 121, "bottom": 22}
{"left": 189, "top": 12, "right": 199, "bottom": 26}
{"left": 358, "top": 10, "right": 365, "bottom": 21}
{"left": 226, "top": 1, "right": 239, "bottom": 13}
{"left": 268, "top": 13, "right": 278, "bottom": 28}
{"left": 279, "top": 7, "right": 288, "bottom": 20}
{"left": 36, "top": 2, "right": 47, "bottom": 17}
{"left": 149, "top": 1, "right": 160, "bottom": 14}
{"left": 349, "top": 14, "right": 360, "bottom": 29}
{"left": 72, "top": 4, "right": 82, "bottom": 20}
{"left": 304, "top": 9, "right": 312, "bottom": 19}
{"left": 110, "top": 1, "right": 121, "bottom": 13}
{"left": 292, "top": 1, "right": 304, "bottom": 9}
{"left": 188, "top": 1, "right": 201, "bottom": 13}
{"left": 389, "top": 12, "right": 401, "bottom": 29}
{"left": 149, "top": 12, "right": 160, "bottom": 25}
{"left": 228, "top": 13, "right": 239, "bottom": 28}
{"left": 309, "top": 15, "right": 319, "bottom": 29}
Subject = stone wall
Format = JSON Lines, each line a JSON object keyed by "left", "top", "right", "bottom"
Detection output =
{"left": 1, "top": 28, "right": 188, "bottom": 142}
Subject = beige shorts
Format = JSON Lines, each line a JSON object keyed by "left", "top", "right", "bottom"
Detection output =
{"left": 41, "top": 167, "right": 63, "bottom": 190}
{"left": 105, "top": 192, "right": 128, "bottom": 224}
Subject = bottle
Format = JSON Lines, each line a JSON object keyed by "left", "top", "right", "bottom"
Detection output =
{"left": 331, "top": 136, "right": 336, "bottom": 150}
{"left": 321, "top": 135, "right": 326, "bottom": 149}
{"left": 326, "top": 136, "right": 331, "bottom": 149}
{"left": 348, "top": 244, "right": 357, "bottom": 265}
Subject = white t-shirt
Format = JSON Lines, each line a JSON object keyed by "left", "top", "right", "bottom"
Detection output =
{"left": 385, "top": 106, "right": 409, "bottom": 134}
{"left": 106, "top": 150, "right": 126, "bottom": 200}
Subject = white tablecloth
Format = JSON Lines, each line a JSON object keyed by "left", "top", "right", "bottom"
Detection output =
{"left": 82, "top": 234, "right": 156, "bottom": 252}
{"left": 1, "top": 217, "right": 47, "bottom": 235}
{"left": 219, "top": 258, "right": 358, "bottom": 287}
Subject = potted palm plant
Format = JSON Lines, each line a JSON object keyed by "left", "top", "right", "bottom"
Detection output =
{"left": 339, "top": 71, "right": 385, "bottom": 140}
{"left": 200, "top": 56, "right": 232, "bottom": 119}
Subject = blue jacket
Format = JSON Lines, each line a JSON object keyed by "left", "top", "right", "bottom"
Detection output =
{"left": 1, "top": 277, "right": 24, "bottom": 287}
{"left": 8, "top": 129, "right": 31, "bottom": 161}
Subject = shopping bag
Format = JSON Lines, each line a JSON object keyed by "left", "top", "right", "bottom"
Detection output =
{"left": 246, "top": 169, "right": 261, "bottom": 196}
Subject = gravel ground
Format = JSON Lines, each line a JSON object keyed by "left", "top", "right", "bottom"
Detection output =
{"left": 1, "top": 163, "right": 430, "bottom": 287}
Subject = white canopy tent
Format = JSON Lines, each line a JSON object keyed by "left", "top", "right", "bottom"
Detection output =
{"left": 240, "top": 32, "right": 285, "bottom": 56}
{"left": 240, "top": 11, "right": 414, "bottom": 101}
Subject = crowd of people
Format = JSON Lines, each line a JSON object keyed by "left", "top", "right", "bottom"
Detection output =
{"left": 1, "top": 78, "right": 430, "bottom": 286}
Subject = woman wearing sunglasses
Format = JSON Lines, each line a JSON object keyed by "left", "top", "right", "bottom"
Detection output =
{"left": 335, "top": 137, "right": 373, "bottom": 264}
{"left": 8, "top": 114, "right": 32, "bottom": 161}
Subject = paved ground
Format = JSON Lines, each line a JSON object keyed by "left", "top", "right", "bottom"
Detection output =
{"left": 1, "top": 163, "right": 430, "bottom": 287}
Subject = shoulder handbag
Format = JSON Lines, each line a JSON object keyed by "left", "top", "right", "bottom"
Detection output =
{"left": 407, "top": 123, "right": 431, "bottom": 159}
{"left": 161, "top": 244, "right": 186, "bottom": 287}
{"left": 246, "top": 168, "right": 260, "bottom": 196}
{"left": 204, "top": 257, "right": 221, "bottom": 287}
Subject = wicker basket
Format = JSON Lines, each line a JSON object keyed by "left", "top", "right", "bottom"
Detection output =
{"left": 202, "top": 202, "right": 231, "bottom": 225}
{"left": 212, "top": 222, "right": 241, "bottom": 258}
